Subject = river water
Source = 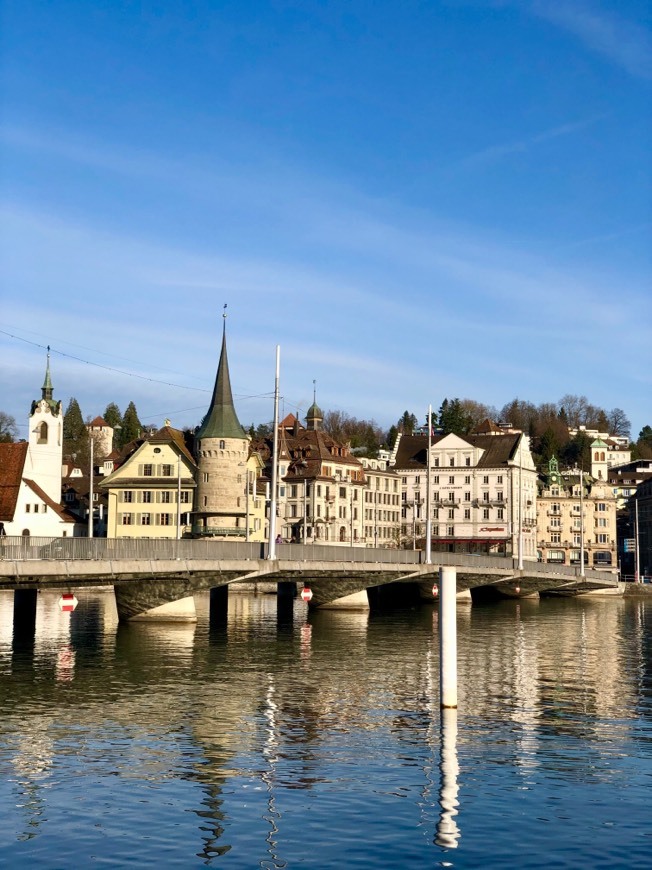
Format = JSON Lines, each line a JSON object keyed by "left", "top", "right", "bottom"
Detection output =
{"left": 1, "top": 588, "right": 651, "bottom": 868}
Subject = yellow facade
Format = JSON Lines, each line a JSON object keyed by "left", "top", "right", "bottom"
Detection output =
{"left": 100, "top": 431, "right": 196, "bottom": 539}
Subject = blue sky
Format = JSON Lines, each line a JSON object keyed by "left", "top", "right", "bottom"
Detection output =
{"left": 1, "top": 0, "right": 650, "bottom": 441}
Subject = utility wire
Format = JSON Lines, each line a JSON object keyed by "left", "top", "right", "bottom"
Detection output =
{"left": 1, "top": 328, "right": 275, "bottom": 401}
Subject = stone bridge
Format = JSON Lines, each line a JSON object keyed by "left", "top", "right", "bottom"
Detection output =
{"left": 0, "top": 537, "right": 618, "bottom": 622}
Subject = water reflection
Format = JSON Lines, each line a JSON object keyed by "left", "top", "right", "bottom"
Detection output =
{"left": 1, "top": 588, "right": 651, "bottom": 867}
{"left": 435, "top": 708, "right": 460, "bottom": 849}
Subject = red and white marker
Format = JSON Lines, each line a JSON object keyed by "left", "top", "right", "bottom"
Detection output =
{"left": 59, "top": 593, "right": 78, "bottom": 612}
{"left": 300, "top": 587, "right": 313, "bottom": 602}
{"left": 514, "top": 586, "right": 521, "bottom": 595}
{"left": 432, "top": 584, "right": 439, "bottom": 597}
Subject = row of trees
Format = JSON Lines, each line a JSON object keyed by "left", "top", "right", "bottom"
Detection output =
{"left": 62, "top": 399, "right": 144, "bottom": 465}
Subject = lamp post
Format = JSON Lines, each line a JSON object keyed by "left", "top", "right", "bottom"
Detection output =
{"left": 176, "top": 453, "right": 182, "bottom": 540}
{"left": 88, "top": 434, "right": 94, "bottom": 539}
{"left": 517, "top": 435, "right": 523, "bottom": 570}
{"left": 268, "top": 345, "right": 280, "bottom": 559}
{"left": 425, "top": 404, "right": 432, "bottom": 565}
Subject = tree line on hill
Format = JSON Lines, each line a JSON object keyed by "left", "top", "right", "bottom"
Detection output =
{"left": 3, "top": 391, "right": 651, "bottom": 475}
{"left": 249, "top": 394, "right": 652, "bottom": 471}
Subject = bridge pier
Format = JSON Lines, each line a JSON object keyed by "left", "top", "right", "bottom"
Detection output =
{"left": 318, "top": 589, "right": 369, "bottom": 611}
{"left": 114, "top": 579, "right": 199, "bottom": 623}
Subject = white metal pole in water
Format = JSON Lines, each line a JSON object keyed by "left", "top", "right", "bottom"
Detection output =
{"left": 425, "top": 403, "right": 432, "bottom": 565}
{"left": 268, "top": 345, "right": 280, "bottom": 560}
{"left": 439, "top": 566, "right": 457, "bottom": 708}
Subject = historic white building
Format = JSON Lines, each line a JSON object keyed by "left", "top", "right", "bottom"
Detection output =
{"left": 0, "top": 356, "right": 80, "bottom": 537}
{"left": 391, "top": 428, "right": 538, "bottom": 558}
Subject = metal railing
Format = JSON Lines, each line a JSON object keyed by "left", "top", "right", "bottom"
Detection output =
{"left": 0, "top": 536, "right": 617, "bottom": 581}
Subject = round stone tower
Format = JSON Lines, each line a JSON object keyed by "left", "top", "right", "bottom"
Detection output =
{"left": 193, "top": 316, "right": 250, "bottom": 537}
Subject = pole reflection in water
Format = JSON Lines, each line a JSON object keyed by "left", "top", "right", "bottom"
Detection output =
{"left": 435, "top": 707, "right": 460, "bottom": 849}
{"left": 261, "top": 675, "right": 286, "bottom": 870}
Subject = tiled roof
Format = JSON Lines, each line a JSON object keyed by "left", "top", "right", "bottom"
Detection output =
{"left": 392, "top": 433, "right": 520, "bottom": 469}
{"left": 88, "top": 416, "right": 109, "bottom": 427}
{"left": 23, "top": 479, "right": 77, "bottom": 523}
{"left": 149, "top": 426, "right": 196, "bottom": 465}
{"left": 0, "top": 442, "right": 28, "bottom": 521}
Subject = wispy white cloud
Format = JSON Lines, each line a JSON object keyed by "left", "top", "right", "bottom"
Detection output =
{"left": 453, "top": 115, "right": 607, "bottom": 169}
{"left": 530, "top": 1, "right": 652, "bottom": 80}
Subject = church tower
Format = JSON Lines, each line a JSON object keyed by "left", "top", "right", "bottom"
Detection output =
{"left": 193, "top": 313, "right": 250, "bottom": 537}
{"left": 305, "top": 383, "right": 323, "bottom": 432}
{"left": 27, "top": 350, "right": 63, "bottom": 503}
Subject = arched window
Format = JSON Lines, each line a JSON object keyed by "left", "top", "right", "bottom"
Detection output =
{"left": 600, "top": 452, "right": 605, "bottom": 461}
{"left": 339, "top": 526, "right": 346, "bottom": 542}
{"left": 38, "top": 422, "right": 48, "bottom": 444}
{"left": 22, "top": 529, "right": 30, "bottom": 536}
{"left": 219, "top": 439, "right": 225, "bottom": 450}
{"left": 594, "top": 451, "right": 599, "bottom": 460}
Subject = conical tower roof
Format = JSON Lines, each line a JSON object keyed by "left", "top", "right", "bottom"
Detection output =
{"left": 197, "top": 319, "right": 247, "bottom": 440}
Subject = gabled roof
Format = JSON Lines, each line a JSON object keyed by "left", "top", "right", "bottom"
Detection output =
{"left": 149, "top": 426, "right": 196, "bottom": 465}
{"left": 0, "top": 442, "right": 29, "bottom": 521}
{"left": 393, "top": 432, "right": 520, "bottom": 469}
{"left": 23, "top": 479, "right": 77, "bottom": 523}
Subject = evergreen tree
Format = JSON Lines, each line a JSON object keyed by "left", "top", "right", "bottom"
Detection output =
{"left": 63, "top": 397, "right": 89, "bottom": 457}
{"left": 386, "top": 424, "right": 398, "bottom": 449}
{"left": 398, "top": 410, "right": 418, "bottom": 435}
{"left": 119, "top": 401, "right": 142, "bottom": 447}
{"left": 438, "top": 398, "right": 474, "bottom": 435}
{"left": 103, "top": 402, "right": 122, "bottom": 429}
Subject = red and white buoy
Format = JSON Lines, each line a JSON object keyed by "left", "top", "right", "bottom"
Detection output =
{"left": 300, "top": 587, "right": 313, "bottom": 603}
{"left": 59, "top": 593, "right": 78, "bottom": 613}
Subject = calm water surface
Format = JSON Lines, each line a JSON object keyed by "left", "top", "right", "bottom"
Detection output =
{"left": 1, "top": 589, "right": 651, "bottom": 868}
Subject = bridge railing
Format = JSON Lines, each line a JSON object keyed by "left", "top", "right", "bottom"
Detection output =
{"left": 0, "top": 536, "right": 616, "bottom": 581}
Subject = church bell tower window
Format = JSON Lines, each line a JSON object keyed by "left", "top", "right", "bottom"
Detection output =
{"left": 38, "top": 422, "right": 48, "bottom": 444}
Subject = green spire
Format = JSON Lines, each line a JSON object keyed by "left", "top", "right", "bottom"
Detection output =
{"left": 197, "top": 310, "right": 247, "bottom": 440}
{"left": 42, "top": 347, "right": 53, "bottom": 401}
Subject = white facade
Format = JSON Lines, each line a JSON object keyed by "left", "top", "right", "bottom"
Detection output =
{"left": 392, "top": 432, "right": 538, "bottom": 558}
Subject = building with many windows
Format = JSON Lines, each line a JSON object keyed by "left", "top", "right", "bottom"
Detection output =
{"left": 255, "top": 407, "right": 369, "bottom": 545}
{"left": 359, "top": 456, "right": 401, "bottom": 547}
{"left": 99, "top": 426, "right": 196, "bottom": 539}
{"left": 536, "top": 456, "right": 618, "bottom": 571}
{"left": 391, "top": 429, "right": 537, "bottom": 557}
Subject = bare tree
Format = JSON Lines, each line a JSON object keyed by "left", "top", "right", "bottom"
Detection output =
{"left": 0, "top": 411, "right": 19, "bottom": 443}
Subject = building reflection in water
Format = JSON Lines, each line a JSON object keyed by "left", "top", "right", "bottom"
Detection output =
{"left": 2, "top": 586, "right": 651, "bottom": 863}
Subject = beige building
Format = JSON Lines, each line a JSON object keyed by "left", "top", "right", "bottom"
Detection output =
{"left": 359, "top": 456, "right": 401, "bottom": 547}
{"left": 256, "top": 406, "right": 369, "bottom": 546}
{"left": 99, "top": 426, "right": 196, "bottom": 539}
{"left": 536, "top": 456, "right": 617, "bottom": 571}
{"left": 391, "top": 428, "right": 538, "bottom": 558}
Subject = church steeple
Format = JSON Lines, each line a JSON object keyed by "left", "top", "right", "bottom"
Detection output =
{"left": 42, "top": 347, "right": 54, "bottom": 402}
{"left": 196, "top": 308, "right": 246, "bottom": 440}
